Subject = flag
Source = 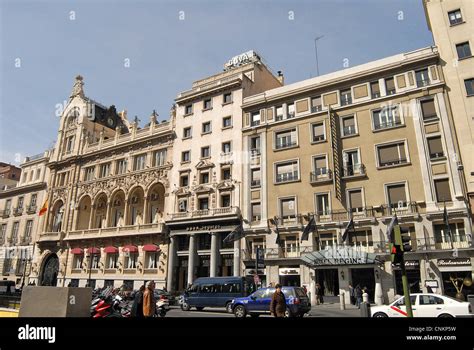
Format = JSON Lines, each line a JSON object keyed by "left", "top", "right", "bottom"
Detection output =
{"left": 39, "top": 199, "right": 48, "bottom": 216}
{"left": 223, "top": 224, "right": 245, "bottom": 244}
{"left": 342, "top": 218, "right": 355, "bottom": 243}
{"left": 301, "top": 215, "right": 317, "bottom": 242}
{"left": 443, "top": 203, "right": 453, "bottom": 244}
{"left": 386, "top": 215, "right": 398, "bottom": 242}
{"left": 268, "top": 217, "right": 281, "bottom": 245}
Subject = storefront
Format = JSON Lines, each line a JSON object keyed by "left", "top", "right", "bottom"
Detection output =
{"left": 279, "top": 267, "right": 300, "bottom": 287}
{"left": 437, "top": 258, "right": 473, "bottom": 300}
{"left": 394, "top": 260, "right": 421, "bottom": 294}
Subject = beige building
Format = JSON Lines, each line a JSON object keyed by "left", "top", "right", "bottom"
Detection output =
{"left": 241, "top": 46, "right": 473, "bottom": 304}
{"left": 0, "top": 162, "right": 21, "bottom": 190}
{"left": 165, "top": 51, "right": 283, "bottom": 291}
{"left": 423, "top": 0, "right": 474, "bottom": 213}
{"left": 30, "top": 76, "right": 174, "bottom": 290}
{"left": 0, "top": 152, "right": 50, "bottom": 287}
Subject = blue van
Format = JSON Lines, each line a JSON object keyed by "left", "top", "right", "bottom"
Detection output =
{"left": 181, "top": 276, "right": 256, "bottom": 313}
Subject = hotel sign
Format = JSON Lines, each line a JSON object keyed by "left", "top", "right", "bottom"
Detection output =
{"left": 301, "top": 247, "right": 378, "bottom": 267}
{"left": 224, "top": 50, "right": 260, "bottom": 70}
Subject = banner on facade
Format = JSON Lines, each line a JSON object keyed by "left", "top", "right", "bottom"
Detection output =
{"left": 301, "top": 246, "right": 378, "bottom": 266}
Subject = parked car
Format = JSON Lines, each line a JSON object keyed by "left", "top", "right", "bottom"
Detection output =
{"left": 371, "top": 293, "right": 473, "bottom": 318}
{"left": 181, "top": 276, "right": 256, "bottom": 313}
{"left": 231, "top": 286, "right": 311, "bottom": 318}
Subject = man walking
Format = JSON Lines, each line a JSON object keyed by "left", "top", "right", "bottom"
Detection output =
{"left": 270, "top": 284, "right": 287, "bottom": 317}
{"left": 143, "top": 281, "right": 156, "bottom": 317}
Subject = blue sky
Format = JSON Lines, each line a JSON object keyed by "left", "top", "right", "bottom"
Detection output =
{"left": 0, "top": 0, "right": 433, "bottom": 165}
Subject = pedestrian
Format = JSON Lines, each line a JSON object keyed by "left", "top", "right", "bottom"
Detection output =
{"left": 143, "top": 281, "right": 156, "bottom": 317}
{"left": 270, "top": 284, "right": 286, "bottom": 317}
{"left": 355, "top": 284, "right": 363, "bottom": 308}
{"left": 349, "top": 283, "right": 355, "bottom": 305}
{"left": 315, "top": 283, "right": 320, "bottom": 305}
{"left": 131, "top": 285, "right": 145, "bottom": 318}
{"left": 317, "top": 283, "right": 324, "bottom": 304}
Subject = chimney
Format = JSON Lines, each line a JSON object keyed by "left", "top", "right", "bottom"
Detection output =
{"left": 277, "top": 70, "right": 284, "bottom": 85}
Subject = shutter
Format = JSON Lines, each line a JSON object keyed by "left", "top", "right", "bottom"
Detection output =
{"left": 428, "top": 137, "right": 443, "bottom": 155}
{"left": 435, "top": 179, "right": 452, "bottom": 202}
{"left": 378, "top": 144, "right": 399, "bottom": 164}
{"left": 388, "top": 184, "right": 407, "bottom": 205}
{"left": 385, "top": 78, "right": 395, "bottom": 91}
{"left": 370, "top": 82, "right": 380, "bottom": 95}
{"left": 343, "top": 117, "right": 355, "bottom": 128}
{"left": 314, "top": 157, "right": 326, "bottom": 169}
{"left": 421, "top": 100, "right": 437, "bottom": 119}
{"left": 349, "top": 191, "right": 363, "bottom": 209}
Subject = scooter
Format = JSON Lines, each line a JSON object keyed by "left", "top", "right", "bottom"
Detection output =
{"left": 156, "top": 294, "right": 170, "bottom": 317}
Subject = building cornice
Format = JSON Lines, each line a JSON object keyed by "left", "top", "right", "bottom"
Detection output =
{"left": 0, "top": 182, "right": 47, "bottom": 198}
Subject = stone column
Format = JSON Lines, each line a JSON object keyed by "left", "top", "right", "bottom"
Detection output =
{"left": 143, "top": 196, "right": 149, "bottom": 224}
{"left": 124, "top": 199, "right": 130, "bottom": 226}
{"left": 105, "top": 202, "right": 112, "bottom": 228}
{"left": 88, "top": 205, "right": 95, "bottom": 229}
{"left": 233, "top": 239, "right": 241, "bottom": 276}
{"left": 187, "top": 234, "right": 196, "bottom": 285}
{"left": 166, "top": 236, "right": 176, "bottom": 291}
{"left": 210, "top": 232, "right": 219, "bottom": 277}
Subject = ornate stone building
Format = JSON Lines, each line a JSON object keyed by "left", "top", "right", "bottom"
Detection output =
{"left": 30, "top": 76, "right": 174, "bottom": 290}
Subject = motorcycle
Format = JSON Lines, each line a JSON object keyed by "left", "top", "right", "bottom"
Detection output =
{"left": 91, "top": 287, "right": 131, "bottom": 318}
{"left": 155, "top": 294, "right": 170, "bottom": 317}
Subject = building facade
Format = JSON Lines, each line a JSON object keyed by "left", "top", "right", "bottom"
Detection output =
{"left": 241, "top": 46, "right": 473, "bottom": 304}
{"left": 0, "top": 162, "right": 21, "bottom": 190}
{"left": 0, "top": 152, "right": 49, "bottom": 287}
{"left": 423, "top": 0, "right": 474, "bottom": 214}
{"left": 30, "top": 76, "right": 174, "bottom": 290}
{"left": 165, "top": 51, "right": 283, "bottom": 291}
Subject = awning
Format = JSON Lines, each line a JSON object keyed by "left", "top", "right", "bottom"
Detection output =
{"left": 86, "top": 247, "right": 100, "bottom": 254}
{"left": 70, "top": 248, "right": 83, "bottom": 255}
{"left": 122, "top": 245, "right": 138, "bottom": 253}
{"left": 104, "top": 246, "right": 118, "bottom": 254}
{"left": 143, "top": 244, "right": 160, "bottom": 252}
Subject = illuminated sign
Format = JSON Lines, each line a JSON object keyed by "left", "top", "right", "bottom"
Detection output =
{"left": 224, "top": 50, "right": 260, "bottom": 70}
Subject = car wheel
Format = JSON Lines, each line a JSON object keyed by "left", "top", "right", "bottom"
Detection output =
{"left": 196, "top": 307, "right": 204, "bottom": 311}
{"left": 234, "top": 305, "right": 246, "bottom": 318}
{"left": 181, "top": 302, "right": 191, "bottom": 311}
{"left": 284, "top": 308, "right": 293, "bottom": 318}
{"left": 373, "top": 312, "right": 388, "bottom": 318}
{"left": 438, "top": 313, "right": 454, "bottom": 318}
{"left": 225, "top": 302, "right": 233, "bottom": 313}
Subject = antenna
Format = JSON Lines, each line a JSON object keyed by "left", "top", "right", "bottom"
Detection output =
{"left": 314, "top": 35, "right": 324, "bottom": 77}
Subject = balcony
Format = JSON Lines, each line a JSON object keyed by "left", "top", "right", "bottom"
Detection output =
{"left": 251, "top": 120, "right": 260, "bottom": 127}
{"left": 276, "top": 172, "right": 299, "bottom": 183}
{"left": 414, "top": 237, "right": 472, "bottom": 251}
{"left": 243, "top": 246, "right": 313, "bottom": 260}
{"left": 169, "top": 206, "right": 240, "bottom": 220}
{"left": 0, "top": 210, "right": 10, "bottom": 218}
{"left": 381, "top": 202, "right": 419, "bottom": 218}
{"left": 429, "top": 152, "right": 445, "bottom": 160}
{"left": 13, "top": 207, "right": 23, "bottom": 216}
{"left": 311, "top": 207, "right": 375, "bottom": 223}
{"left": 26, "top": 205, "right": 37, "bottom": 214}
{"left": 379, "top": 158, "right": 408, "bottom": 168}
{"left": 342, "top": 164, "right": 366, "bottom": 178}
{"left": 373, "top": 119, "right": 403, "bottom": 131}
{"left": 310, "top": 169, "right": 333, "bottom": 184}
{"left": 275, "top": 140, "right": 297, "bottom": 150}
{"left": 67, "top": 223, "right": 165, "bottom": 241}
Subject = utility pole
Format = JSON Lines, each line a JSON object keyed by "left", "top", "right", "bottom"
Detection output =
{"left": 394, "top": 225, "right": 413, "bottom": 317}
{"left": 314, "top": 35, "right": 324, "bottom": 77}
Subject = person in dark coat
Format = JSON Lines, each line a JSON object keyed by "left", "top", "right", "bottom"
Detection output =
{"left": 349, "top": 283, "right": 355, "bottom": 305}
{"left": 355, "top": 285, "right": 363, "bottom": 308}
{"left": 131, "top": 285, "right": 145, "bottom": 318}
{"left": 270, "top": 284, "right": 286, "bottom": 317}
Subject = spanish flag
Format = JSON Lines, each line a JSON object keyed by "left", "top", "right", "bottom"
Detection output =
{"left": 39, "top": 200, "right": 48, "bottom": 216}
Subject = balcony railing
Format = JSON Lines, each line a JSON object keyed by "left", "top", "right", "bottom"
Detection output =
{"left": 26, "top": 205, "right": 37, "bottom": 214}
{"left": 373, "top": 119, "right": 403, "bottom": 130}
{"left": 414, "top": 237, "right": 472, "bottom": 251}
{"left": 275, "top": 140, "right": 297, "bottom": 149}
{"left": 381, "top": 202, "right": 419, "bottom": 217}
{"left": 311, "top": 105, "right": 322, "bottom": 113}
{"left": 243, "top": 246, "right": 314, "bottom": 260}
{"left": 250, "top": 148, "right": 261, "bottom": 156}
{"left": 342, "top": 164, "right": 366, "bottom": 178}
{"left": 416, "top": 79, "right": 430, "bottom": 88}
{"left": 0, "top": 210, "right": 10, "bottom": 218}
{"left": 251, "top": 180, "right": 261, "bottom": 187}
{"left": 309, "top": 207, "right": 375, "bottom": 223}
{"left": 429, "top": 152, "right": 444, "bottom": 160}
{"left": 169, "top": 206, "right": 240, "bottom": 220}
{"left": 251, "top": 120, "right": 260, "bottom": 127}
{"left": 13, "top": 207, "right": 23, "bottom": 216}
{"left": 276, "top": 171, "right": 299, "bottom": 183}
{"left": 310, "top": 169, "right": 332, "bottom": 183}
{"left": 342, "top": 125, "right": 357, "bottom": 136}
{"left": 379, "top": 158, "right": 408, "bottom": 167}
{"left": 67, "top": 223, "right": 164, "bottom": 240}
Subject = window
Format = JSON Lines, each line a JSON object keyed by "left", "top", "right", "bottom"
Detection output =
{"left": 372, "top": 106, "right": 401, "bottom": 130}
{"left": 146, "top": 252, "right": 159, "bottom": 269}
{"left": 275, "top": 161, "right": 299, "bottom": 183}
{"left": 275, "top": 128, "right": 297, "bottom": 149}
{"left": 387, "top": 184, "right": 407, "bottom": 208}
{"left": 311, "top": 122, "right": 325, "bottom": 142}
{"left": 180, "top": 151, "right": 190, "bottom": 163}
{"left": 311, "top": 96, "right": 322, "bottom": 112}
{"left": 420, "top": 99, "right": 437, "bottom": 120}
{"left": 133, "top": 154, "right": 147, "bottom": 171}
{"left": 456, "top": 42, "right": 472, "bottom": 59}
{"left": 427, "top": 137, "right": 444, "bottom": 159}
{"left": 185, "top": 104, "right": 193, "bottom": 115}
{"left": 35, "top": 169, "right": 41, "bottom": 180}
{"left": 22, "top": 172, "right": 28, "bottom": 183}
{"left": 465, "top": 78, "right": 474, "bottom": 96}
{"left": 223, "top": 116, "right": 232, "bottom": 128}
{"left": 419, "top": 295, "right": 444, "bottom": 305}
{"left": 416, "top": 69, "right": 430, "bottom": 87}
{"left": 222, "top": 142, "right": 232, "bottom": 154}
{"left": 370, "top": 81, "right": 380, "bottom": 98}
{"left": 223, "top": 92, "right": 232, "bottom": 104}
{"left": 203, "top": 98, "right": 212, "bottom": 110}
{"left": 280, "top": 197, "right": 296, "bottom": 219}
{"left": 275, "top": 106, "right": 284, "bottom": 120}
{"left": 315, "top": 193, "right": 330, "bottom": 216}
{"left": 198, "top": 197, "right": 209, "bottom": 210}
{"left": 251, "top": 168, "right": 261, "bottom": 187}
{"left": 434, "top": 222, "right": 466, "bottom": 245}
{"left": 153, "top": 149, "right": 167, "bottom": 166}
{"left": 348, "top": 190, "right": 363, "bottom": 212}
{"left": 341, "top": 116, "right": 357, "bottom": 136}
{"left": 385, "top": 77, "right": 396, "bottom": 95}
{"left": 340, "top": 89, "right": 352, "bottom": 106}
{"left": 201, "top": 146, "right": 210, "bottom": 158}
{"left": 107, "top": 253, "right": 118, "bottom": 269}
{"left": 202, "top": 121, "right": 212, "bottom": 134}
{"left": 24, "top": 220, "right": 33, "bottom": 241}
{"left": 30, "top": 194, "right": 37, "bottom": 207}
{"left": 200, "top": 172, "right": 209, "bottom": 184}
{"left": 343, "top": 150, "right": 361, "bottom": 176}
{"left": 313, "top": 156, "right": 328, "bottom": 176}
{"left": 125, "top": 252, "right": 138, "bottom": 269}
{"left": 73, "top": 255, "right": 83, "bottom": 269}
{"left": 221, "top": 194, "right": 231, "bottom": 207}
{"left": 377, "top": 142, "right": 407, "bottom": 167}
{"left": 251, "top": 203, "right": 261, "bottom": 221}
{"left": 99, "top": 163, "right": 110, "bottom": 178}
{"left": 287, "top": 103, "right": 295, "bottom": 118}
{"left": 448, "top": 9, "right": 463, "bottom": 25}
{"left": 66, "top": 136, "right": 74, "bottom": 153}
{"left": 11, "top": 222, "right": 19, "bottom": 243}
{"left": 5, "top": 199, "right": 11, "bottom": 211}
{"left": 180, "top": 174, "right": 189, "bottom": 187}
{"left": 1, "top": 224, "right": 7, "bottom": 241}
{"left": 17, "top": 197, "right": 24, "bottom": 209}
{"left": 222, "top": 167, "right": 231, "bottom": 180}
{"left": 183, "top": 127, "right": 192, "bottom": 139}
{"left": 178, "top": 199, "right": 188, "bottom": 212}
{"left": 251, "top": 111, "right": 260, "bottom": 126}
{"left": 85, "top": 167, "right": 95, "bottom": 181}
{"left": 434, "top": 179, "right": 452, "bottom": 202}
{"left": 250, "top": 136, "right": 261, "bottom": 155}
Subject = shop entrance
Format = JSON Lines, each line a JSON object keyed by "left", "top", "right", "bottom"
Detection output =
{"left": 316, "top": 269, "right": 339, "bottom": 296}
{"left": 279, "top": 274, "right": 300, "bottom": 287}
{"left": 351, "top": 268, "right": 375, "bottom": 301}
{"left": 441, "top": 271, "right": 473, "bottom": 300}
{"left": 394, "top": 269, "right": 421, "bottom": 295}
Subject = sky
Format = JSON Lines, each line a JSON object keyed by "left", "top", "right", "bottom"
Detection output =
{"left": 0, "top": 0, "right": 433, "bottom": 165}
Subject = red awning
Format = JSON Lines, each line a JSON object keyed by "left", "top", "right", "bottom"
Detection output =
{"left": 104, "top": 246, "right": 118, "bottom": 254}
{"left": 86, "top": 247, "right": 100, "bottom": 254}
{"left": 122, "top": 245, "right": 138, "bottom": 253}
{"left": 142, "top": 244, "right": 160, "bottom": 252}
{"left": 70, "top": 248, "right": 83, "bottom": 255}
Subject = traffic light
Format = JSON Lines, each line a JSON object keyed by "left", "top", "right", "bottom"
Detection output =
{"left": 389, "top": 224, "right": 404, "bottom": 266}
{"left": 400, "top": 226, "right": 412, "bottom": 252}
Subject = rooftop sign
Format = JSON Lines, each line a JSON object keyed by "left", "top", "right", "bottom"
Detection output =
{"left": 224, "top": 50, "right": 260, "bottom": 70}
